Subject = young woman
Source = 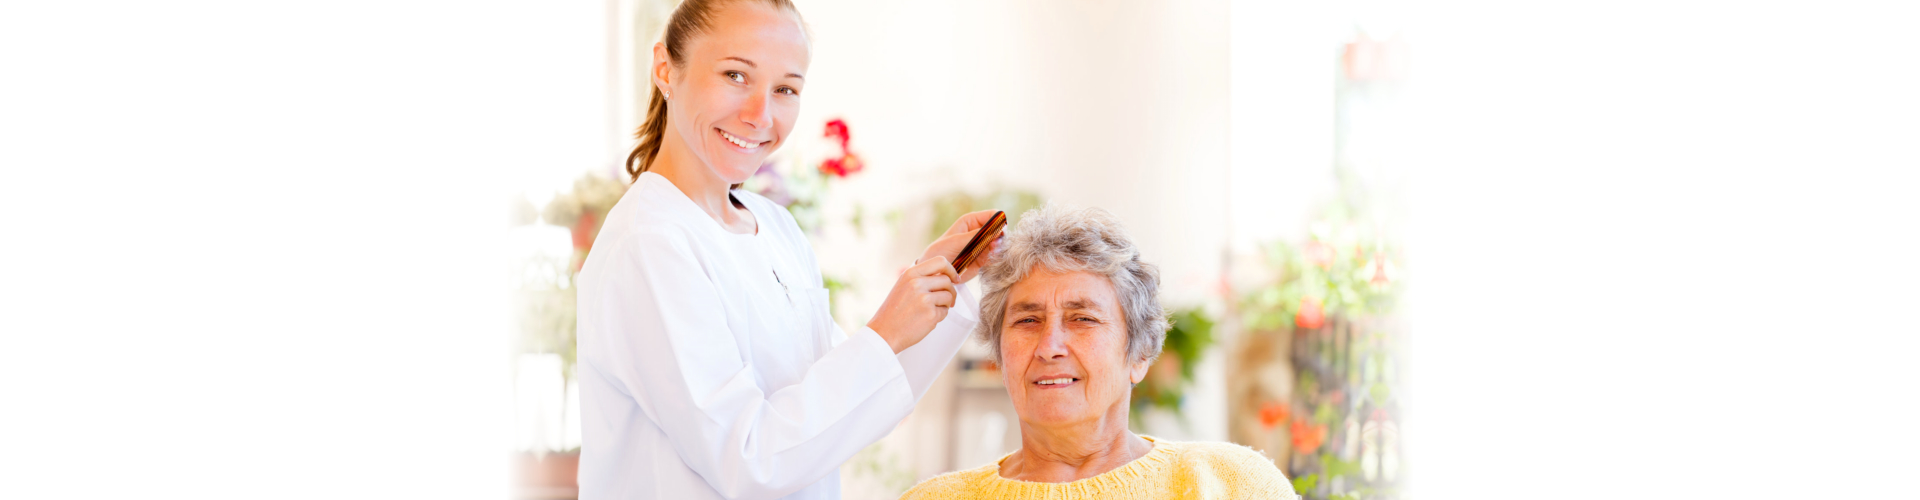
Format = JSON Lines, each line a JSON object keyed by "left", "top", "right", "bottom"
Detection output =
{"left": 573, "top": 0, "right": 1000, "bottom": 498}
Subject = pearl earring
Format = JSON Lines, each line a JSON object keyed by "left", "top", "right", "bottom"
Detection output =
{"left": 662, "top": 89, "right": 670, "bottom": 99}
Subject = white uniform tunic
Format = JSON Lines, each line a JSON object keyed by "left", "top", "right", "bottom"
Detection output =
{"left": 576, "top": 172, "right": 977, "bottom": 499}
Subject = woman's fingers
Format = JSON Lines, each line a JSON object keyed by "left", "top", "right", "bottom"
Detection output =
{"left": 914, "top": 273, "right": 956, "bottom": 292}
{"left": 912, "top": 274, "right": 957, "bottom": 302}
{"left": 928, "top": 256, "right": 961, "bottom": 285}
{"left": 918, "top": 230, "right": 978, "bottom": 277}
{"left": 946, "top": 209, "right": 1001, "bottom": 237}
{"left": 956, "top": 235, "right": 1001, "bottom": 284}
{"left": 869, "top": 253, "right": 970, "bottom": 353}
{"left": 917, "top": 288, "right": 956, "bottom": 309}
{"left": 909, "top": 255, "right": 961, "bottom": 283}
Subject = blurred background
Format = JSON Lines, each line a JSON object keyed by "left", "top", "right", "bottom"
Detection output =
{"left": 6, "top": 0, "right": 1917, "bottom": 499}
{"left": 506, "top": 1, "right": 1414, "bottom": 498}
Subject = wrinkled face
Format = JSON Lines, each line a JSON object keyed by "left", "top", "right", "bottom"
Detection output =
{"left": 999, "top": 268, "right": 1151, "bottom": 428}
{"left": 655, "top": 2, "right": 809, "bottom": 184}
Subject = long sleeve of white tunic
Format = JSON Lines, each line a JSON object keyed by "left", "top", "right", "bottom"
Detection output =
{"left": 575, "top": 172, "right": 978, "bottom": 500}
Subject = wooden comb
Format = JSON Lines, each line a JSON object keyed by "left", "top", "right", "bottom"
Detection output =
{"left": 951, "top": 211, "right": 1007, "bottom": 273}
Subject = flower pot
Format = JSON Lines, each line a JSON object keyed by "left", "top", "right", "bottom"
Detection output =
{"left": 514, "top": 451, "right": 579, "bottom": 500}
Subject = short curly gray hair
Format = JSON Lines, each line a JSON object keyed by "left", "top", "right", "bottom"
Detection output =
{"left": 975, "top": 203, "right": 1169, "bottom": 364}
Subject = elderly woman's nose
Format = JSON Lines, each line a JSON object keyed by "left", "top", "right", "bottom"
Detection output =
{"left": 1032, "top": 320, "right": 1071, "bottom": 359}
{"left": 738, "top": 91, "right": 771, "bottom": 129}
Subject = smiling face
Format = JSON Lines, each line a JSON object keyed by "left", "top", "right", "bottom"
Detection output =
{"left": 653, "top": 1, "right": 809, "bottom": 185}
{"left": 999, "top": 268, "right": 1152, "bottom": 429}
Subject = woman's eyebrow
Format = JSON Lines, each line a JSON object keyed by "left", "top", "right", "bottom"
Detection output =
{"left": 1061, "top": 299, "right": 1103, "bottom": 311}
{"left": 721, "top": 56, "right": 805, "bottom": 80}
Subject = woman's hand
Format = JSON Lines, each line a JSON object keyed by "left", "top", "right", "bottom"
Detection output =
{"left": 869, "top": 211, "right": 1005, "bottom": 353}
{"left": 920, "top": 210, "right": 1006, "bottom": 284}
{"left": 867, "top": 256, "right": 961, "bottom": 354}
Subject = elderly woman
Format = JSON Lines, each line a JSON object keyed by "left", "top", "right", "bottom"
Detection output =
{"left": 902, "top": 205, "right": 1297, "bottom": 499}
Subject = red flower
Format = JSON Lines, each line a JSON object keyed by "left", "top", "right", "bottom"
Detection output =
{"left": 817, "top": 119, "right": 864, "bottom": 178}
{"left": 843, "top": 153, "right": 862, "bottom": 175}
{"left": 1369, "top": 254, "right": 1391, "bottom": 286}
{"left": 1295, "top": 297, "right": 1325, "bottom": 330}
{"left": 1290, "top": 419, "right": 1327, "bottom": 453}
{"left": 1258, "top": 401, "right": 1291, "bottom": 430}
{"left": 823, "top": 118, "right": 851, "bottom": 149}
{"left": 818, "top": 152, "right": 864, "bottom": 178}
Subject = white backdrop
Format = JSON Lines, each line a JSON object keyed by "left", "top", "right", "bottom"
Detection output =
{"left": 8, "top": 0, "right": 1917, "bottom": 499}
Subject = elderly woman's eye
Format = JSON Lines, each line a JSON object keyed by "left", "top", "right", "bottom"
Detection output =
{"left": 725, "top": 71, "right": 745, "bottom": 83}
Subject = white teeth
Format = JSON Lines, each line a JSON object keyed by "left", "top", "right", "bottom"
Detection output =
{"left": 719, "top": 129, "right": 760, "bottom": 150}
{"left": 1036, "top": 378, "right": 1075, "bottom": 385}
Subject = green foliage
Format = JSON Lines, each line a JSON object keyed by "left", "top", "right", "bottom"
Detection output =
{"left": 1238, "top": 191, "right": 1403, "bottom": 335}
{"left": 1321, "top": 454, "right": 1362, "bottom": 479}
{"left": 822, "top": 274, "right": 853, "bottom": 323}
{"left": 846, "top": 442, "right": 917, "bottom": 495}
{"left": 1292, "top": 473, "right": 1320, "bottom": 493}
{"left": 515, "top": 174, "right": 632, "bottom": 381}
{"left": 1313, "top": 403, "right": 1337, "bottom": 426}
{"left": 1165, "top": 308, "right": 1215, "bottom": 381}
{"left": 514, "top": 257, "right": 577, "bottom": 372}
{"left": 1297, "top": 453, "right": 1376, "bottom": 500}
{"left": 1131, "top": 307, "right": 1218, "bottom": 424}
{"left": 928, "top": 189, "right": 1043, "bottom": 243}
{"left": 542, "top": 174, "right": 629, "bottom": 230}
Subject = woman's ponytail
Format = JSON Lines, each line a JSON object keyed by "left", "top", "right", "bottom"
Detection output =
{"left": 626, "top": 85, "right": 670, "bottom": 183}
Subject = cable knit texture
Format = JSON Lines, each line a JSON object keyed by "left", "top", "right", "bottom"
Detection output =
{"left": 899, "top": 436, "right": 1298, "bottom": 500}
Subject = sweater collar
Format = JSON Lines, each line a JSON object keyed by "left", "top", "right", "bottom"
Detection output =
{"left": 979, "top": 435, "right": 1173, "bottom": 495}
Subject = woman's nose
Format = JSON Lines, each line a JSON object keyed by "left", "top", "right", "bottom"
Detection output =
{"left": 1033, "top": 321, "right": 1070, "bottom": 360}
{"left": 738, "top": 91, "right": 771, "bottom": 129}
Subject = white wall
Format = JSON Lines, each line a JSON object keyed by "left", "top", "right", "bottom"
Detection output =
{"left": 1399, "top": 1, "right": 1920, "bottom": 498}
{"left": 794, "top": 0, "right": 1232, "bottom": 310}
{"left": 1228, "top": 0, "right": 1344, "bottom": 252}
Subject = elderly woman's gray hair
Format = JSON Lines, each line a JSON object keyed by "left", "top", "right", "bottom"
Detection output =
{"left": 974, "top": 203, "right": 1170, "bottom": 363}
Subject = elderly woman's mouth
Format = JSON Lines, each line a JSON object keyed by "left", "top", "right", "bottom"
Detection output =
{"left": 1034, "top": 377, "right": 1080, "bottom": 387}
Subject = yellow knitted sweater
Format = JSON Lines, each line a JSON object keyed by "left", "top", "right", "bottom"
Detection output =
{"left": 898, "top": 436, "right": 1298, "bottom": 500}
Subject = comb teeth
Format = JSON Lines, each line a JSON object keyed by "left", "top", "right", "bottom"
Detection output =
{"left": 954, "top": 211, "right": 1007, "bottom": 272}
